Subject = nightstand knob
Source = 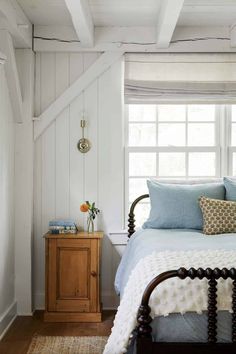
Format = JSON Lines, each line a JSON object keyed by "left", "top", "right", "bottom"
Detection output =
{"left": 91, "top": 271, "right": 97, "bottom": 277}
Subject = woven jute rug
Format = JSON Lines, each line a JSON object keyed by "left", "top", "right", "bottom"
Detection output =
{"left": 27, "top": 336, "right": 108, "bottom": 354}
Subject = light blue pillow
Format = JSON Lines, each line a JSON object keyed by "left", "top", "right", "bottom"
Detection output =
{"left": 143, "top": 180, "right": 225, "bottom": 230}
{"left": 224, "top": 177, "right": 236, "bottom": 201}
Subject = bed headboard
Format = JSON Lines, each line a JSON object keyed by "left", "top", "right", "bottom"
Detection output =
{"left": 128, "top": 194, "right": 149, "bottom": 238}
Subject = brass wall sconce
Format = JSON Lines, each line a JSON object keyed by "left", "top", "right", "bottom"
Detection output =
{"left": 77, "top": 119, "right": 91, "bottom": 153}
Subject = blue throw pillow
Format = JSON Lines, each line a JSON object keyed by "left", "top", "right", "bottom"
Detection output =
{"left": 224, "top": 177, "right": 236, "bottom": 201}
{"left": 143, "top": 180, "right": 225, "bottom": 230}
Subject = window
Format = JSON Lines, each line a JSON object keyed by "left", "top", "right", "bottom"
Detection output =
{"left": 125, "top": 104, "right": 235, "bottom": 226}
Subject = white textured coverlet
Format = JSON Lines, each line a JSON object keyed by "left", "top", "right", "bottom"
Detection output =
{"left": 104, "top": 250, "right": 236, "bottom": 354}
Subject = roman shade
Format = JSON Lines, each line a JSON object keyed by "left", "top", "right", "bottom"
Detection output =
{"left": 125, "top": 54, "right": 236, "bottom": 103}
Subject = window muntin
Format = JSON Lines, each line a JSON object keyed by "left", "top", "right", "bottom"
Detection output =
{"left": 230, "top": 105, "right": 236, "bottom": 175}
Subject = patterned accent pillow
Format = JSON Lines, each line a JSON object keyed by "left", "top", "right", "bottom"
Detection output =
{"left": 199, "top": 196, "right": 236, "bottom": 235}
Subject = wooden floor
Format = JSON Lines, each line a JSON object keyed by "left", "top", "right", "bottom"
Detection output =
{"left": 0, "top": 310, "right": 115, "bottom": 354}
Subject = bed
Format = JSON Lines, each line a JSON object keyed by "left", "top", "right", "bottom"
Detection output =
{"left": 104, "top": 186, "right": 236, "bottom": 354}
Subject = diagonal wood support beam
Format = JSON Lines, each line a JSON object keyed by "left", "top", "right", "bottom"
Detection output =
{"left": 0, "top": 30, "right": 23, "bottom": 123}
{"left": 65, "top": 0, "right": 94, "bottom": 47}
{"left": 156, "top": 0, "right": 184, "bottom": 48}
{"left": 34, "top": 50, "right": 124, "bottom": 140}
{"left": 0, "top": 0, "right": 32, "bottom": 48}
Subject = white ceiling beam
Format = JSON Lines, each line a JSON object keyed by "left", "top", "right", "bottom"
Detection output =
{"left": 0, "top": 0, "right": 32, "bottom": 48}
{"left": 64, "top": 0, "right": 94, "bottom": 47}
{"left": 34, "top": 25, "right": 233, "bottom": 53}
{"left": 0, "top": 30, "right": 23, "bottom": 123}
{"left": 34, "top": 50, "right": 124, "bottom": 140}
{"left": 156, "top": 0, "right": 184, "bottom": 48}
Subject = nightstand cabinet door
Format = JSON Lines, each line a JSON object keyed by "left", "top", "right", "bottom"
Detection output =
{"left": 46, "top": 238, "right": 101, "bottom": 320}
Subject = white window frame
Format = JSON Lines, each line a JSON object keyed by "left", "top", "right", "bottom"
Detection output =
{"left": 124, "top": 103, "right": 235, "bottom": 226}
{"left": 228, "top": 105, "right": 236, "bottom": 175}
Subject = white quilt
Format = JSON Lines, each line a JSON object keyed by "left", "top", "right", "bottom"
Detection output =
{"left": 104, "top": 250, "right": 236, "bottom": 354}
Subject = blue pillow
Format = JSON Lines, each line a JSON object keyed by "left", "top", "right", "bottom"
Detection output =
{"left": 224, "top": 177, "right": 236, "bottom": 201}
{"left": 143, "top": 180, "right": 225, "bottom": 230}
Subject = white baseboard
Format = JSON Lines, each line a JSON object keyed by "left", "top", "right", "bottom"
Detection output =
{"left": 0, "top": 301, "right": 17, "bottom": 340}
{"left": 34, "top": 292, "right": 45, "bottom": 310}
{"left": 102, "top": 291, "right": 119, "bottom": 310}
{"left": 34, "top": 292, "right": 119, "bottom": 311}
{"left": 17, "top": 312, "right": 33, "bottom": 316}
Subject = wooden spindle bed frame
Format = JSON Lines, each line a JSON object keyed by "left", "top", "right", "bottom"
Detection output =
{"left": 127, "top": 194, "right": 236, "bottom": 354}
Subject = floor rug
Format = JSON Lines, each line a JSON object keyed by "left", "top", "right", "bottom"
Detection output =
{"left": 27, "top": 336, "right": 108, "bottom": 354}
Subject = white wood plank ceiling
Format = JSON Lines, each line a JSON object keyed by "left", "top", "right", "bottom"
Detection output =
{"left": 2, "top": 0, "right": 236, "bottom": 51}
{"left": 16, "top": 0, "right": 236, "bottom": 27}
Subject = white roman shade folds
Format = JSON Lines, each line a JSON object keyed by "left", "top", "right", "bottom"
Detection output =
{"left": 125, "top": 54, "right": 236, "bottom": 103}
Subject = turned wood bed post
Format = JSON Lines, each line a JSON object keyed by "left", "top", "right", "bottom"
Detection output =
{"left": 137, "top": 267, "right": 236, "bottom": 348}
{"left": 128, "top": 194, "right": 149, "bottom": 237}
{"left": 233, "top": 279, "right": 236, "bottom": 342}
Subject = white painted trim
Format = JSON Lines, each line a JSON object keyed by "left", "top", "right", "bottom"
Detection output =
{"left": 0, "top": 301, "right": 17, "bottom": 340}
{"left": 125, "top": 53, "right": 236, "bottom": 63}
{"left": 64, "top": 0, "right": 94, "bottom": 47}
{"left": 102, "top": 291, "right": 119, "bottom": 310}
{"left": 156, "top": 0, "right": 184, "bottom": 48}
{"left": 108, "top": 232, "right": 128, "bottom": 246}
{"left": 34, "top": 51, "right": 124, "bottom": 140}
{"left": 0, "top": 0, "right": 32, "bottom": 48}
{"left": 0, "top": 30, "right": 23, "bottom": 123}
{"left": 16, "top": 312, "right": 33, "bottom": 316}
{"left": 34, "top": 292, "right": 45, "bottom": 311}
{"left": 34, "top": 25, "right": 234, "bottom": 53}
{"left": 14, "top": 49, "right": 34, "bottom": 315}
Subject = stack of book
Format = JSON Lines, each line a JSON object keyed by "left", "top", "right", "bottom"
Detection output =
{"left": 49, "top": 219, "right": 78, "bottom": 234}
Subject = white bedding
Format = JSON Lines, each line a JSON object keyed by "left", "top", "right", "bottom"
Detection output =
{"left": 104, "top": 249, "right": 236, "bottom": 354}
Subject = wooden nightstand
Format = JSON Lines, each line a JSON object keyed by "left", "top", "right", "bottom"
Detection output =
{"left": 44, "top": 232, "right": 103, "bottom": 322}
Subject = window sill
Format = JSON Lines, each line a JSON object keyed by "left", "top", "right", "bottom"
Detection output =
{"left": 108, "top": 231, "right": 128, "bottom": 246}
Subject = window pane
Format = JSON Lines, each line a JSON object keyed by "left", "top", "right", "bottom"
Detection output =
{"left": 129, "top": 178, "right": 149, "bottom": 202}
{"left": 131, "top": 202, "right": 150, "bottom": 227}
{"left": 232, "top": 106, "right": 236, "bottom": 122}
{"left": 129, "top": 123, "right": 156, "bottom": 146}
{"left": 158, "top": 105, "right": 186, "bottom": 121}
{"left": 188, "top": 152, "right": 215, "bottom": 176}
{"left": 158, "top": 123, "right": 186, "bottom": 146}
{"left": 129, "top": 104, "right": 156, "bottom": 121}
{"left": 188, "top": 123, "right": 215, "bottom": 146}
{"left": 231, "top": 123, "right": 236, "bottom": 146}
{"left": 159, "top": 153, "right": 185, "bottom": 176}
{"left": 188, "top": 105, "right": 215, "bottom": 121}
{"left": 129, "top": 153, "right": 156, "bottom": 176}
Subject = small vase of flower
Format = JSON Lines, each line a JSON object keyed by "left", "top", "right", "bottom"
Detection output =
{"left": 80, "top": 201, "right": 100, "bottom": 233}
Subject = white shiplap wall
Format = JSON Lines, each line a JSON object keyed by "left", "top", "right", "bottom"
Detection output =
{"left": 0, "top": 63, "right": 17, "bottom": 337}
{"left": 34, "top": 52, "right": 124, "bottom": 309}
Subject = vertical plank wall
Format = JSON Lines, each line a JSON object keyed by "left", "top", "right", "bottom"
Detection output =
{"left": 0, "top": 63, "right": 16, "bottom": 335}
{"left": 33, "top": 52, "right": 124, "bottom": 309}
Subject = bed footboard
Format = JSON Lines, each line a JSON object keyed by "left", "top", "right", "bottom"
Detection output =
{"left": 136, "top": 267, "right": 236, "bottom": 354}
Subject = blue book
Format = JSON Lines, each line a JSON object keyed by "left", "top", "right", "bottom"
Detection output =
{"left": 49, "top": 219, "right": 76, "bottom": 227}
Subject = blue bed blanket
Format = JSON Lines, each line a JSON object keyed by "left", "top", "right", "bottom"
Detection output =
{"left": 115, "top": 228, "right": 236, "bottom": 297}
{"left": 115, "top": 228, "right": 236, "bottom": 345}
